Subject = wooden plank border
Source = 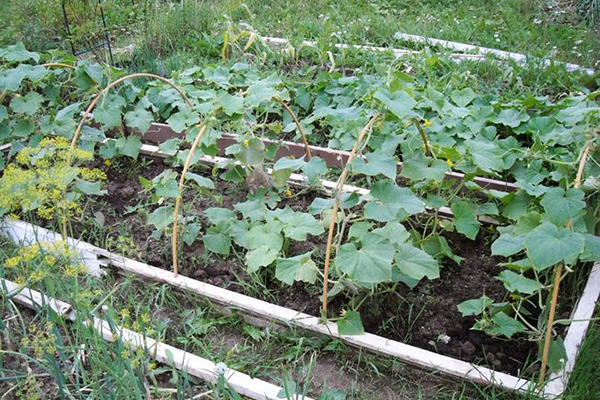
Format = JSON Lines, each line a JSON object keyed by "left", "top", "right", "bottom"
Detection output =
{"left": 0, "top": 278, "right": 314, "bottom": 400}
{"left": 112, "top": 120, "right": 518, "bottom": 193}
{"left": 393, "top": 32, "right": 594, "bottom": 75}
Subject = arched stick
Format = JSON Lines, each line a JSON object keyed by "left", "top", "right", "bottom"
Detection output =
{"left": 68, "top": 73, "right": 193, "bottom": 159}
{"left": 275, "top": 98, "right": 312, "bottom": 160}
{"left": 321, "top": 114, "right": 380, "bottom": 317}
{"left": 539, "top": 140, "right": 593, "bottom": 384}
{"left": 172, "top": 124, "right": 208, "bottom": 277}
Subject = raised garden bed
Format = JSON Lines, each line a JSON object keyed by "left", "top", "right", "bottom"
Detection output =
{"left": 1, "top": 48, "right": 599, "bottom": 399}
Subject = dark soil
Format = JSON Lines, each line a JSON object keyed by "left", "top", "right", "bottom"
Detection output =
{"left": 62, "top": 156, "right": 579, "bottom": 378}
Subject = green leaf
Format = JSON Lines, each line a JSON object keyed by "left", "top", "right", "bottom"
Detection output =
{"left": 158, "top": 138, "right": 181, "bottom": 155}
{"left": 351, "top": 152, "right": 397, "bottom": 179}
{"left": 581, "top": 234, "right": 600, "bottom": 262}
{"left": 336, "top": 310, "right": 365, "bottom": 335}
{"left": 373, "top": 89, "right": 416, "bottom": 119}
{"left": 457, "top": 296, "right": 493, "bottom": 317}
{"left": 275, "top": 252, "right": 317, "bottom": 285}
{"left": 246, "top": 246, "right": 279, "bottom": 273}
{"left": 166, "top": 108, "right": 200, "bottom": 133}
{"left": 451, "top": 88, "right": 476, "bottom": 107}
{"left": 494, "top": 109, "right": 530, "bottom": 128}
{"left": 74, "top": 179, "right": 107, "bottom": 196}
{"left": 400, "top": 153, "right": 448, "bottom": 182}
{"left": 10, "top": 92, "right": 43, "bottom": 115}
{"left": 273, "top": 156, "right": 306, "bottom": 171}
{"left": 273, "top": 208, "right": 324, "bottom": 240}
{"left": 540, "top": 188, "right": 585, "bottom": 226}
{"left": 466, "top": 137, "right": 505, "bottom": 173}
{"left": 235, "top": 138, "right": 264, "bottom": 166}
{"left": 335, "top": 242, "right": 394, "bottom": 283}
{"left": 147, "top": 206, "right": 174, "bottom": 231}
{"left": 218, "top": 93, "right": 244, "bottom": 116}
{"left": 0, "top": 105, "right": 7, "bottom": 123}
{"left": 301, "top": 156, "right": 327, "bottom": 183}
{"left": 395, "top": 244, "right": 439, "bottom": 280}
{"left": 491, "top": 232, "right": 524, "bottom": 256}
{"left": 490, "top": 312, "right": 526, "bottom": 338}
{"left": 523, "top": 223, "right": 585, "bottom": 270}
{"left": 234, "top": 199, "right": 267, "bottom": 221}
{"left": 364, "top": 180, "right": 424, "bottom": 222}
{"left": 203, "top": 225, "right": 231, "bottom": 255}
{"left": 205, "top": 207, "right": 236, "bottom": 225}
{"left": 544, "top": 337, "right": 568, "bottom": 373}
{"left": 115, "top": 135, "right": 142, "bottom": 159}
{"left": 184, "top": 223, "right": 202, "bottom": 246}
{"left": 451, "top": 202, "right": 480, "bottom": 240}
{"left": 185, "top": 172, "right": 215, "bottom": 189}
{"left": 1, "top": 42, "right": 39, "bottom": 62}
{"left": 497, "top": 270, "right": 541, "bottom": 294}
{"left": 124, "top": 107, "right": 153, "bottom": 134}
{"left": 95, "top": 94, "right": 126, "bottom": 129}
{"left": 247, "top": 223, "right": 283, "bottom": 251}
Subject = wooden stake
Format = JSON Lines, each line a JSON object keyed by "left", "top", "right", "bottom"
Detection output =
{"left": 539, "top": 141, "right": 593, "bottom": 384}
{"left": 68, "top": 73, "right": 193, "bottom": 162}
{"left": 172, "top": 124, "right": 208, "bottom": 277}
{"left": 414, "top": 119, "right": 432, "bottom": 157}
{"left": 321, "top": 114, "right": 380, "bottom": 317}
{"left": 275, "top": 98, "right": 312, "bottom": 160}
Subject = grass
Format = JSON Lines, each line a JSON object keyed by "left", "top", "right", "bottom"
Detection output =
{"left": 0, "top": 238, "right": 528, "bottom": 399}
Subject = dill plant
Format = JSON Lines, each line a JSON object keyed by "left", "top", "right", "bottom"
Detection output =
{"left": 0, "top": 137, "right": 106, "bottom": 238}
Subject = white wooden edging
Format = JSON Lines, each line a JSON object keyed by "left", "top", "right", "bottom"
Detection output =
{"left": 393, "top": 32, "right": 594, "bottom": 75}
{"left": 137, "top": 142, "right": 498, "bottom": 224}
{"left": 0, "top": 278, "right": 313, "bottom": 400}
{"left": 262, "top": 36, "right": 595, "bottom": 75}
{"left": 6, "top": 220, "right": 600, "bottom": 398}
{"left": 1, "top": 218, "right": 102, "bottom": 276}
{"left": 545, "top": 262, "right": 600, "bottom": 395}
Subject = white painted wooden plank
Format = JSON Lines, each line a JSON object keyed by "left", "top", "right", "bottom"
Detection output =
{"left": 264, "top": 36, "right": 594, "bottom": 75}
{"left": 6, "top": 218, "right": 600, "bottom": 398}
{"left": 0, "top": 219, "right": 102, "bottom": 276}
{"left": 1, "top": 279, "right": 72, "bottom": 317}
{"left": 393, "top": 32, "right": 594, "bottom": 75}
{"left": 90, "top": 247, "right": 538, "bottom": 395}
{"left": 138, "top": 142, "right": 498, "bottom": 224}
{"left": 545, "top": 262, "right": 600, "bottom": 395}
{"left": 1, "top": 278, "right": 313, "bottom": 400}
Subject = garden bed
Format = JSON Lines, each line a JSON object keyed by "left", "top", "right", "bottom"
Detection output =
{"left": 4, "top": 144, "right": 598, "bottom": 397}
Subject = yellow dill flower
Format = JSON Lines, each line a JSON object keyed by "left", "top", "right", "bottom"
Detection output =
{"left": 5, "top": 257, "right": 20, "bottom": 269}
{"left": 37, "top": 205, "right": 55, "bottom": 220}
{"left": 29, "top": 270, "right": 45, "bottom": 283}
{"left": 15, "top": 276, "right": 26, "bottom": 285}
{"left": 120, "top": 309, "right": 131, "bottom": 320}
{"left": 423, "top": 119, "right": 431, "bottom": 128}
{"left": 104, "top": 159, "right": 112, "bottom": 167}
{"left": 7, "top": 213, "right": 20, "bottom": 220}
{"left": 44, "top": 255, "right": 56, "bottom": 265}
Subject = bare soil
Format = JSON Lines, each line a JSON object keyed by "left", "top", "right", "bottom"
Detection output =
{"left": 62, "top": 156, "right": 582, "bottom": 378}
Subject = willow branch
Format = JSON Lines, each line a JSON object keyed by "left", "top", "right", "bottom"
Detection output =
{"left": 41, "top": 63, "right": 76, "bottom": 70}
{"left": 172, "top": 124, "right": 208, "bottom": 277}
{"left": 68, "top": 73, "right": 192, "bottom": 163}
{"left": 321, "top": 114, "right": 380, "bottom": 317}
{"left": 539, "top": 140, "right": 592, "bottom": 385}
{"left": 414, "top": 119, "right": 432, "bottom": 157}
{"left": 275, "top": 98, "right": 312, "bottom": 160}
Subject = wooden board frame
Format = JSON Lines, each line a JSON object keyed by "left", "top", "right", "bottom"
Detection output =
{"left": 2, "top": 217, "right": 598, "bottom": 399}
